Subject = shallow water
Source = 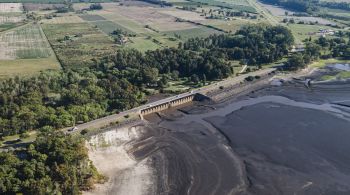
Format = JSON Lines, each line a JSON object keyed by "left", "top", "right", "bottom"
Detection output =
{"left": 327, "top": 63, "right": 350, "bottom": 71}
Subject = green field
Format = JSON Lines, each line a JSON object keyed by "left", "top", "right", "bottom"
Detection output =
{"left": 42, "top": 22, "right": 116, "bottom": 68}
{"left": 0, "top": 57, "right": 61, "bottom": 78}
{"left": 99, "top": 13, "right": 147, "bottom": 34}
{"left": 91, "top": 20, "right": 134, "bottom": 34}
{"left": 187, "top": 0, "right": 256, "bottom": 12}
{"left": 164, "top": 26, "right": 222, "bottom": 40}
{"left": 126, "top": 37, "right": 160, "bottom": 52}
{"left": 80, "top": 14, "right": 106, "bottom": 21}
{"left": 288, "top": 23, "right": 338, "bottom": 42}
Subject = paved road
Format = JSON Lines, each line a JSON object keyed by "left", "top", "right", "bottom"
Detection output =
{"left": 69, "top": 68, "right": 276, "bottom": 132}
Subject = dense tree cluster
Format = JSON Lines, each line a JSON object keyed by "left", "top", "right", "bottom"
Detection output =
{"left": 183, "top": 25, "right": 294, "bottom": 65}
{"left": 0, "top": 128, "right": 104, "bottom": 194}
{"left": 0, "top": 69, "right": 143, "bottom": 137}
{"left": 89, "top": 3, "right": 103, "bottom": 10}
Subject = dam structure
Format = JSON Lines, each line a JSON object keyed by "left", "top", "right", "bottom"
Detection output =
{"left": 140, "top": 94, "right": 195, "bottom": 116}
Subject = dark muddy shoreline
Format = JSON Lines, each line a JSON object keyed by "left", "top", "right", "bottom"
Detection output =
{"left": 88, "top": 66, "right": 350, "bottom": 195}
{"left": 110, "top": 67, "right": 350, "bottom": 195}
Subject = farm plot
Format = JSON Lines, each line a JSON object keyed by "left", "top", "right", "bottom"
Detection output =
{"left": 258, "top": 2, "right": 294, "bottom": 16}
{"left": 187, "top": 0, "right": 256, "bottom": 13}
{"left": 79, "top": 14, "right": 106, "bottom": 21}
{"left": 91, "top": 20, "right": 133, "bottom": 34}
{"left": 0, "top": 24, "right": 52, "bottom": 60}
{"left": 42, "top": 15, "right": 85, "bottom": 24}
{"left": 201, "top": 18, "right": 258, "bottom": 33}
{"left": 23, "top": 3, "right": 64, "bottom": 11}
{"left": 42, "top": 22, "right": 117, "bottom": 68}
{"left": 96, "top": 11, "right": 149, "bottom": 34}
{"left": 0, "top": 15, "right": 24, "bottom": 24}
{"left": 0, "top": 23, "right": 60, "bottom": 78}
{"left": 164, "top": 26, "right": 221, "bottom": 40}
{"left": 79, "top": 14, "right": 135, "bottom": 34}
{"left": 0, "top": 3, "right": 25, "bottom": 30}
{"left": 99, "top": 4, "right": 199, "bottom": 32}
{"left": 0, "top": 3, "right": 23, "bottom": 12}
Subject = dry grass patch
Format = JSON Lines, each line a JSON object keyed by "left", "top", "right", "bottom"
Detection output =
{"left": 0, "top": 57, "right": 60, "bottom": 78}
{"left": 23, "top": 3, "right": 64, "bottom": 11}
{"left": 72, "top": 3, "right": 91, "bottom": 11}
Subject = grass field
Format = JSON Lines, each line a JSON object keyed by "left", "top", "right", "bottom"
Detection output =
{"left": 288, "top": 23, "right": 338, "bottom": 42}
{"left": 126, "top": 37, "right": 160, "bottom": 52}
{"left": 80, "top": 14, "right": 136, "bottom": 34}
{"left": 164, "top": 26, "right": 221, "bottom": 40}
{"left": 80, "top": 14, "right": 106, "bottom": 21}
{"left": 187, "top": 0, "right": 256, "bottom": 12}
{"left": 42, "top": 22, "right": 117, "bottom": 68}
{"left": 0, "top": 57, "right": 60, "bottom": 78}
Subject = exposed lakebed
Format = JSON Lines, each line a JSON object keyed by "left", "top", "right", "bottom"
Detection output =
{"left": 86, "top": 66, "right": 350, "bottom": 195}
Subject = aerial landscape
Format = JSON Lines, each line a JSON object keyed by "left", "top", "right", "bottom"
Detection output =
{"left": 0, "top": 0, "right": 350, "bottom": 194}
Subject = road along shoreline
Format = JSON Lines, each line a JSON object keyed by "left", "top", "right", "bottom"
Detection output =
{"left": 69, "top": 68, "right": 276, "bottom": 134}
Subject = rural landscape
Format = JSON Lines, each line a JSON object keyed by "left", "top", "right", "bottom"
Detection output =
{"left": 0, "top": 0, "right": 350, "bottom": 194}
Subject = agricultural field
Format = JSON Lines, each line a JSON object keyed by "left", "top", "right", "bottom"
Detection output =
{"left": 164, "top": 26, "right": 221, "bottom": 40}
{"left": 0, "top": 2, "right": 22, "bottom": 12}
{"left": 43, "top": 15, "right": 85, "bottom": 24}
{"left": 80, "top": 2, "right": 224, "bottom": 41}
{"left": 201, "top": 17, "right": 260, "bottom": 32}
{"left": 0, "top": 3, "right": 25, "bottom": 31}
{"left": 185, "top": 0, "right": 256, "bottom": 13}
{"left": 0, "top": 24, "right": 52, "bottom": 59}
{"left": 41, "top": 21, "right": 117, "bottom": 68}
{"left": 0, "top": 23, "right": 60, "bottom": 78}
{"left": 22, "top": 3, "right": 64, "bottom": 11}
